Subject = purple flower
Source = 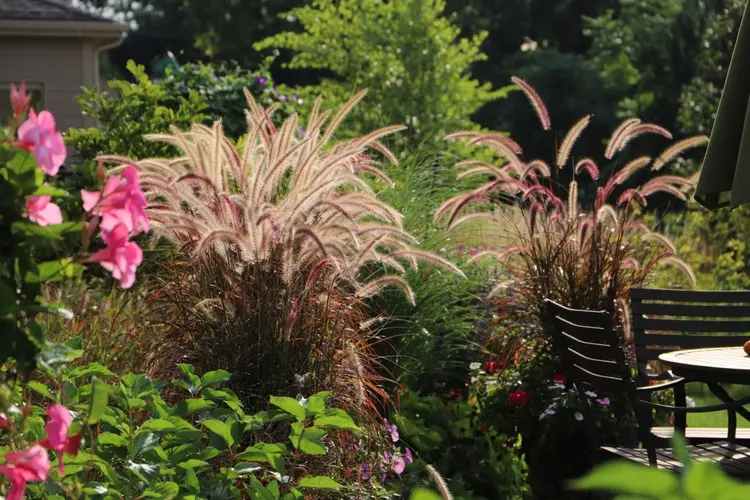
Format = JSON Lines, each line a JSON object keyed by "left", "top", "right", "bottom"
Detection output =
{"left": 360, "top": 464, "right": 371, "bottom": 481}
{"left": 596, "top": 397, "right": 611, "bottom": 407}
{"left": 293, "top": 93, "right": 299, "bottom": 100}
{"left": 280, "top": 95, "right": 289, "bottom": 102}
{"left": 256, "top": 76, "right": 267, "bottom": 86}
{"left": 469, "top": 247, "right": 479, "bottom": 256}
{"left": 404, "top": 448, "right": 413, "bottom": 464}
{"left": 298, "top": 128, "right": 307, "bottom": 138}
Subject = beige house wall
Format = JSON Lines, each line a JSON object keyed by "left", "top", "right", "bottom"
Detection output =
{"left": 0, "top": 36, "right": 96, "bottom": 131}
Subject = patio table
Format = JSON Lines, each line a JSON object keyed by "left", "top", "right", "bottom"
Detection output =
{"left": 660, "top": 347, "right": 750, "bottom": 439}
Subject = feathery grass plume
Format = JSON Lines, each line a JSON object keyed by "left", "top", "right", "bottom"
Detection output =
{"left": 426, "top": 464, "right": 455, "bottom": 500}
{"left": 557, "top": 115, "right": 591, "bottom": 168}
{"left": 605, "top": 118, "right": 640, "bottom": 159}
{"left": 652, "top": 135, "right": 710, "bottom": 171}
{"left": 102, "top": 92, "right": 461, "bottom": 413}
{"left": 511, "top": 76, "right": 551, "bottom": 131}
{"left": 440, "top": 77, "right": 705, "bottom": 355}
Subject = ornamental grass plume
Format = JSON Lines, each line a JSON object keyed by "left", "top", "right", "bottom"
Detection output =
{"left": 439, "top": 77, "right": 707, "bottom": 347}
{"left": 99, "top": 90, "right": 461, "bottom": 410}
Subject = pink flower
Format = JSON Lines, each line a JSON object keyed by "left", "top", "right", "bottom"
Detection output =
{"left": 10, "top": 82, "right": 29, "bottom": 117}
{"left": 17, "top": 109, "right": 66, "bottom": 176}
{"left": 89, "top": 223, "right": 143, "bottom": 289}
{"left": 81, "top": 165, "right": 149, "bottom": 235}
{"left": 38, "top": 405, "right": 80, "bottom": 476}
{"left": 24, "top": 195, "right": 62, "bottom": 227}
{"left": 383, "top": 419, "right": 399, "bottom": 442}
{"left": 0, "top": 414, "right": 8, "bottom": 429}
{"left": 404, "top": 448, "right": 413, "bottom": 464}
{"left": 392, "top": 455, "right": 406, "bottom": 475}
{"left": 596, "top": 397, "right": 611, "bottom": 407}
{"left": 508, "top": 389, "right": 531, "bottom": 405}
{"left": 483, "top": 360, "right": 505, "bottom": 373}
{"left": 0, "top": 445, "right": 51, "bottom": 500}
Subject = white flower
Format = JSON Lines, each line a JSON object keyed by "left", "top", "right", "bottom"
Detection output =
{"left": 574, "top": 412, "right": 584, "bottom": 421}
{"left": 469, "top": 362, "right": 481, "bottom": 371}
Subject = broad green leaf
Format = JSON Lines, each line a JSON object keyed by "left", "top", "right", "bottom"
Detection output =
{"left": 297, "top": 476, "right": 344, "bottom": 490}
{"left": 97, "top": 432, "right": 128, "bottom": 447}
{"left": 409, "top": 488, "right": 443, "bottom": 500}
{"left": 683, "top": 462, "right": 750, "bottom": 499}
{"left": 178, "top": 459, "right": 209, "bottom": 469}
{"left": 246, "top": 476, "right": 277, "bottom": 500}
{"left": 143, "top": 481, "right": 179, "bottom": 499}
{"left": 25, "top": 259, "right": 83, "bottom": 283}
{"left": 70, "top": 363, "right": 115, "bottom": 379}
{"left": 233, "top": 463, "right": 262, "bottom": 475}
{"left": 290, "top": 423, "right": 327, "bottom": 455}
{"left": 177, "top": 398, "right": 216, "bottom": 415}
{"left": 270, "top": 396, "right": 306, "bottom": 422}
{"left": 177, "top": 363, "right": 202, "bottom": 394}
{"left": 184, "top": 467, "right": 200, "bottom": 493}
{"left": 140, "top": 419, "right": 178, "bottom": 432}
{"left": 306, "top": 396, "right": 326, "bottom": 416}
{"left": 26, "top": 380, "right": 54, "bottom": 399}
{"left": 31, "top": 184, "right": 70, "bottom": 197}
{"left": 314, "top": 409, "right": 359, "bottom": 432}
{"left": 88, "top": 377, "right": 109, "bottom": 424}
{"left": 126, "top": 461, "right": 159, "bottom": 483}
{"left": 201, "top": 369, "right": 231, "bottom": 387}
{"left": 570, "top": 460, "right": 679, "bottom": 496}
{"left": 130, "top": 432, "right": 159, "bottom": 457}
{"left": 282, "top": 488, "right": 304, "bottom": 500}
{"left": 201, "top": 419, "right": 235, "bottom": 447}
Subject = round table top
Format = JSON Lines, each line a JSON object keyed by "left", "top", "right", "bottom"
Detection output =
{"left": 659, "top": 347, "right": 750, "bottom": 384}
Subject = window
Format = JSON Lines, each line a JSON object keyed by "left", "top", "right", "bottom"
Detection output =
{"left": 0, "top": 82, "right": 45, "bottom": 123}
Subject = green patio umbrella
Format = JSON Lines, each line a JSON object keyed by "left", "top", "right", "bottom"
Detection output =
{"left": 695, "top": 0, "right": 750, "bottom": 209}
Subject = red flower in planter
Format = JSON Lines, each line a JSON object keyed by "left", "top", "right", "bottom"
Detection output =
{"left": 483, "top": 360, "right": 506, "bottom": 373}
{"left": 553, "top": 373, "right": 567, "bottom": 385}
{"left": 508, "top": 389, "right": 531, "bottom": 405}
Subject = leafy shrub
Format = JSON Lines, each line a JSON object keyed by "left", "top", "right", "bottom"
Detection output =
{"left": 158, "top": 57, "right": 298, "bottom": 140}
{"left": 66, "top": 61, "right": 209, "bottom": 162}
{"left": 256, "top": 0, "right": 510, "bottom": 149}
{"left": 392, "top": 390, "right": 530, "bottom": 499}
{"left": 100, "top": 93, "right": 462, "bottom": 411}
{"left": 0, "top": 352, "right": 371, "bottom": 499}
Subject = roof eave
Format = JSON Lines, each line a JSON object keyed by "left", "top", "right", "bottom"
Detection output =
{"left": 0, "top": 19, "right": 127, "bottom": 41}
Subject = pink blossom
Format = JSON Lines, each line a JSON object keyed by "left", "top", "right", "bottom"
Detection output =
{"left": 24, "top": 195, "right": 62, "bottom": 227}
{"left": 392, "top": 456, "right": 405, "bottom": 475}
{"left": 0, "top": 414, "right": 8, "bottom": 429}
{"left": 0, "top": 445, "right": 51, "bottom": 500}
{"left": 17, "top": 109, "right": 66, "bottom": 176}
{"left": 89, "top": 223, "right": 143, "bottom": 289}
{"left": 404, "top": 448, "right": 413, "bottom": 464}
{"left": 81, "top": 165, "right": 149, "bottom": 235}
{"left": 38, "top": 405, "right": 80, "bottom": 476}
{"left": 596, "top": 397, "right": 611, "bottom": 407}
{"left": 10, "top": 82, "right": 28, "bottom": 117}
{"left": 383, "top": 419, "right": 399, "bottom": 442}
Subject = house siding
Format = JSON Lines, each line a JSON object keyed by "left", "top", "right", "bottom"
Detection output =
{"left": 0, "top": 36, "right": 87, "bottom": 131}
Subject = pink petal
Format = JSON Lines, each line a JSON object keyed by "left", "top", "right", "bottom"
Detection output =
{"left": 34, "top": 202, "right": 62, "bottom": 226}
{"left": 36, "top": 110, "right": 56, "bottom": 131}
{"left": 80, "top": 190, "right": 101, "bottom": 212}
{"left": 44, "top": 405, "right": 72, "bottom": 450}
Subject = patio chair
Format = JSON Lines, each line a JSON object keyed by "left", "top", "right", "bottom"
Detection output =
{"left": 545, "top": 299, "right": 750, "bottom": 474}
{"left": 631, "top": 287, "right": 750, "bottom": 443}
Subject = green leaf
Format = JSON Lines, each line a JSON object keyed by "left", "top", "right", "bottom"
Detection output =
{"left": 270, "top": 396, "right": 306, "bottom": 422}
{"left": 88, "top": 377, "right": 109, "bottom": 425}
{"left": 97, "top": 432, "right": 128, "bottom": 447}
{"left": 201, "top": 369, "right": 231, "bottom": 387}
{"left": 130, "top": 432, "right": 159, "bottom": 457}
{"left": 177, "top": 398, "right": 216, "bottom": 415}
{"left": 31, "top": 184, "right": 70, "bottom": 197}
{"left": 140, "top": 419, "right": 177, "bottom": 432}
{"left": 26, "top": 380, "right": 55, "bottom": 399}
{"left": 184, "top": 467, "right": 200, "bottom": 493}
{"left": 409, "top": 488, "right": 443, "bottom": 500}
{"left": 178, "top": 459, "right": 209, "bottom": 469}
{"left": 201, "top": 419, "right": 235, "bottom": 448}
{"left": 570, "top": 460, "right": 679, "bottom": 496}
{"left": 126, "top": 461, "right": 159, "bottom": 483}
{"left": 143, "top": 481, "right": 179, "bottom": 499}
{"left": 69, "top": 363, "right": 115, "bottom": 379}
{"left": 233, "top": 463, "right": 262, "bottom": 475}
{"left": 290, "top": 423, "right": 327, "bottom": 455}
{"left": 305, "top": 396, "right": 326, "bottom": 416}
{"left": 25, "top": 258, "right": 83, "bottom": 283}
{"left": 297, "top": 476, "right": 344, "bottom": 490}
{"left": 0, "top": 280, "right": 18, "bottom": 319}
{"left": 282, "top": 488, "right": 304, "bottom": 500}
{"left": 314, "top": 409, "right": 359, "bottom": 432}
